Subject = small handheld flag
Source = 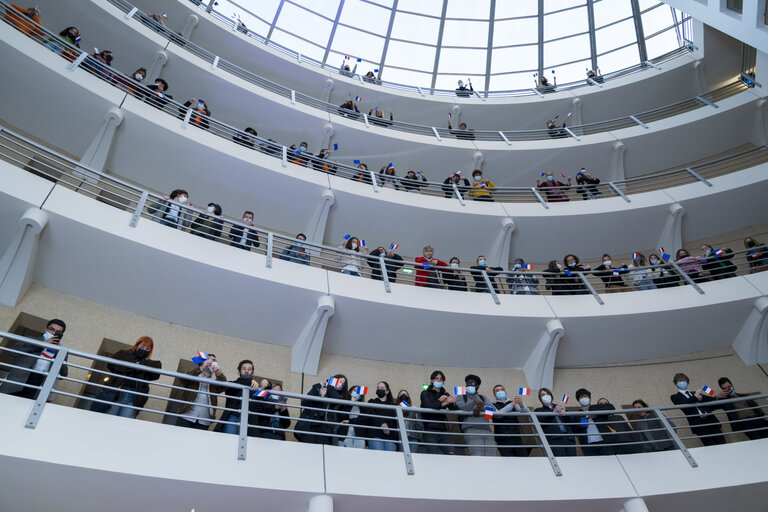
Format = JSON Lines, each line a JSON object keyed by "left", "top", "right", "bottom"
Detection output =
{"left": 564, "top": 269, "right": 572, "bottom": 276}
{"left": 423, "top": 261, "right": 430, "bottom": 269}
{"left": 344, "top": 55, "right": 351, "bottom": 60}
{"left": 254, "top": 389, "right": 270, "bottom": 398}
{"left": 561, "top": 394, "right": 569, "bottom": 405}
{"left": 353, "top": 159, "right": 361, "bottom": 165}
{"left": 74, "top": 35, "right": 81, "bottom": 45}
{"left": 333, "top": 143, "right": 339, "bottom": 150}
{"left": 525, "top": 264, "right": 533, "bottom": 270}
{"left": 519, "top": 387, "right": 531, "bottom": 396}
{"left": 399, "top": 400, "right": 411, "bottom": 407}
{"left": 702, "top": 385, "right": 715, "bottom": 397}
{"left": 387, "top": 162, "right": 394, "bottom": 172}
{"left": 612, "top": 270, "right": 620, "bottom": 276}
{"left": 191, "top": 351, "right": 210, "bottom": 364}
{"left": 294, "top": 149, "right": 301, "bottom": 155}
{"left": 328, "top": 377, "right": 341, "bottom": 388}
{"left": 343, "top": 234, "right": 351, "bottom": 240}
{"left": 484, "top": 407, "right": 494, "bottom": 419}
{"left": 454, "top": 386, "right": 466, "bottom": 395}
{"left": 632, "top": 252, "right": 640, "bottom": 260}
{"left": 360, "top": 239, "right": 365, "bottom": 247}
{"left": 356, "top": 58, "right": 362, "bottom": 62}
{"left": 714, "top": 249, "right": 724, "bottom": 257}
{"left": 355, "top": 95, "right": 362, "bottom": 102}
{"left": 355, "top": 386, "right": 368, "bottom": 395}
{"left": 374, "top": 68, "right": 379, "bottom": 73}
{"left": 448, "top": 112, "right": 452, "bottom": 119}
{"left": 41, "top": 348, "right": 56, "bottom": 359}
{"left": 161, "top": 12, "right": 168, "bottom": 18}
{"left": 541, "top": 172, "right": 546, "bottom": 177}
{"left": 390, "top": 243, "right": 399, "bottom": 251}
{"left": 658, "top": 247, "right": 671, "bottom": 261}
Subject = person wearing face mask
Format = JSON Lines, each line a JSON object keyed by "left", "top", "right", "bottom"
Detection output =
{"left": 591, "top": 398, "right": 642, "bottom": 454}
{"left": 280, "top": 233, "right": 310, "bottom": 266}
{"left": 455, "top": 375, "right": 497, "bottom": 456}
{"left": 543, "top": 260, "right": 566, "bottom": 295}
{"left": 102, "top": 337, "right": 162, "bottom": 418}
{"left": 176, "top": 354, "right": 227, "bottom": 430}
{"left": 594, "top": 253, "right": 628, "bottom": 292}
{"left": 148, "top": 189, "right": 193, "bottom": 230}
{"left": 505, "top": 258, "right": 540, "bottom": 295}
{"left": 713, "top": 377, "right": 768, "bottom": 440}
{"left": 145, "top": 78, "right": 173, "bottom": 108}
{"left": 491, "top": 385, "right": 531, "bottom": 457}
{"left": 441, "top": 257, "right": 467, "bottom": 292}
{"left": 367, "top": 246, "right": 404, "bottom": 283}
{"left": 699, "top": 244, "right": 736, "bottom": 280}
{"left": 336, "top": 383, "right": 368, "bottom": 449}
{"left": 744, "top": 237, "right": 768, "bottom": 273}
{"left": 536, "top": 172, "right": 571, "bottom": 202}
{"left": 630, "top": 400, "right": 674, "bottom": 452}
{"left": 448, "top": 121, "right": 476, "bottom": 141}
{"left": 469, "top": 255, "right": 503, "bottom": 293}
{"left": 190, "top": 202, "right": 223, "bottom": 241}
{"left": 419, "top": 370, "right": 457, "bottom": 455}
{"left": 45, "top": 26, "right": 80, "bottom": 60}
{"left": 669, "top": 372, "right": 726, "bottom": 446}
{"left": 86, "top": 50, "right": 115, "bottom": 81}
{"left": 228, "top": 210, "right": 260, "bottom": 251}
{"left": 534, "top": 388, "right": 576, "bottom": 456}
{"left": 378, "top": 164, "right": 400, "bottom": 190}
{"left": 415, "top": 245, "right": 447, "bottom": 288}
{"left": 338, "top": 236, "right": 369, "bottom": 277}
{"left": 441, "top": 172, "right": 470, "bottom": 199}
{"left": 0, "top": 318, "right": 68, "bottom": 400}
{"left": 294, "top": 374, "right": 348, "bottom": 445}
{"left": 250, "top": 379, "right": 291, "bottom": 441}
{"left": 180, "top": 98, "right": 211, "bottom": 130}
{"left": 401, "top": 170, "right": 427, "bottom": 192}
{"left": 467, "top": 170, "right": 495, "bottom": 202}
{"left": 573, "top": 388, "right": 614, "bottom": 456}
{"left": 560, "top": 254, "right": 590, "bottom": 295}
{"left": 626, "top": 253, "right": 656, "bottom": 291}
{"left": 233, "top": 127, "right": 258, "bottom": 149}
{"left": 215, "top": 359, "right": 257, "bottom": 435}
{"left": 294, "top": 141, "right": 312, "bottom": 167}
{"left": 396, "top": 390, "right": 423, "bottom": 453}
{"left": 313, "top": 149, "right": 337, "bottom": 174}
{"left": 646, "top": 253, "right": 679, "bottom": 288}
{"left": 364, "top": 381, "right": 399, "bottom": 451}
{"left": 675, "top": 248, "right": 707, "bottom": 283}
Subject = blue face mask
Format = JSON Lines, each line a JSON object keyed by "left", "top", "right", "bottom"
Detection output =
{"left": 568, "top": 262, "right": 576, "bottom": 268}
{"left": 478, "top": 260, "right": 487, "bottom": 267}
{"left": 466, "top": 386, "right": 477, "bottom": 395}
{"left": 513, "top": 263, "right": 522, "bottom": 269}
{"left": 496, "top": 391, "right": 506, "bottom": 400}
{"left": 547, "top": 176, "right": 553, "bottom": 181}
{"left": 300, "top": 146, "right": 306, "bottom": 152}
{"left": 677, "top": 381, "right": 688, "bottom": 390}
{"left": 433, "top": 381, "right": 443, "bottom": 389}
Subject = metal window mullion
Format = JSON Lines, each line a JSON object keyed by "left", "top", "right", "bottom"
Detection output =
{"left": 378, "top": 0, "right": 398, "bottom": 77}
{"left": 586, "top": 0, "right": 597, "bottom": 72}
{"left": 630, "top": 0, "right": 648, "bottom": 63}
{"left": 484, "top": 0, "right": 496, "bottom": 96}
{"left": 266, "top": 0, "right": 285, "bottom": 43}
{"left": 322, "top": 0, "right": 346, "bottom": 66}
{"left": 429, "top": 0, "right": 449, "bottom": 92}
{"left": 537, "top": 0, "right": 544, "bottom": 79}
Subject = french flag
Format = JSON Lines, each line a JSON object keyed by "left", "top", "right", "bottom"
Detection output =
{"left": 254, "top": 389, "right": 270, "bottom": 398}
{"left": 74, "top": 35, "right": 81, "bottom": 45}
{"left": 484, "top": 407, "right": 494, "bottom": 419}
{"left": 398, "top": 400, "right": 411, "bottom": 408}
{"left": 702, "top": 386, "right": 715, "bottom": 397}
{"left": 525, "top": 264, "right": 533, "bottom": 270}
{"left": 715, "top": 249, "right": 724, "bottom": 257}
{"left": 561, "top": 394, "right": 569, "bottom": 405}
{"left": 448, "top": 112, "right": 452, "bottom": 119}
{"left": 41, "top": 348, "right": 56, "bottom": 359}
{"left": 518, "top": 387, "right": 531, "bottom": 396}
{"left": 658, "top": 247, "right": 670, "bottom": 261}
{"left": 160, "top": 12, "right": 168, "bottom": 18}
{"left": 389, "top": 243, "right": 399, "bottom": 251}
{"left": 355, "top": 386, "right": 368, "bottom": 395}
{"left": 328, "top": 377, "right": 341, "bottom": 388}
{"left": 344, "top": 55, "right": 351, "bottom": 60}
{"left": 387, "top": 162, "right": 395, "bottom": 172}
{"left": 632, "top": 252, "right": 640, "bottom": 260}
{"left": 191, "top": 351, "right": 210, "bottom": 364}
{"left": 360, "top": 239, "right": 365, "bottom": 247}
{"left": 355, "top": 95, "right": 362, "bottom": 102}
{"left": 612, "top": 270, "right": 620, "bottom": 276}
{"left": 559, "top": 172, "right": 566, "bottom": 177}
{"left": 454, "top": 386, "right": 466, "bottom": 395}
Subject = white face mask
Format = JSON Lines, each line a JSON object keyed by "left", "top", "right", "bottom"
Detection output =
{"left": 135, "top": 73, "right": 144, "bottom": 80}
{"left": 351, "top": 243, "right": 358, "bottom": 250}
{"left": 450, "top": 262, "right": 459, "bottom": 268}
{"left": 541, "top": 394, "right": 552, "bottom": 405}
{"left": 177, "top": 196, "right": 188, "bottom": 204}
{"left": 603, "top": 260, "right": 612, "bottom": 266}
{"left": 579, "top": 397, "right": 591, "bottom": 407}
{"left": 207, "top": 206, "right": 215, "bottom": 213}
{"left": 42, "top": 331, "right": 54, "bottom": 341}
{"left": 243, "top": 217, "right": 251, "bottom": 223}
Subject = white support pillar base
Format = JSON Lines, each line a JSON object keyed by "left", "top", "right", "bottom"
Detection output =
{"left": 181, "top": 14, "right": 199, "bottom": 40}
{"left": 307, "top": 495, "right": 333, "bottom": 512}
{"left": 473, "top": 150, "right": 484, "bottom": 171}
{"left": 321, "top": 123, "right": 335, "bottom": 153}
{"left": 291, "top": 295, "right": 335, "bottom": 375}
{"left": 753, "top": 98, "right": 768, "bottom": 147}
{"left": 570, "top": 97, "right": 583, "bottom": 135}
{"left": 523, "top": 319, "right": 564, "bottom": 390}
{"left": 611, "top": 140, "right": 627, "bottom": 183}
{"left": 657, "top": 203, "right": 685, "bottom": 256}
{"left": 146, "top": 50, "right": 169, "bottom": 84}
{"left": 321, "top": 78, "right": 334, "bottom": 103}
{"left": 0, "top": 208, "right": 48, "bottom": 307}
{"left": 732, "top": 296, "right": 768, "bottom": 365}
{"left": 486, "top": 218, "right": 516, "bottom": 269}
{"left": 621, "top": 497, "right": 650, "bottom": 512}
{"left": 76, "top": 108, "right": 124, "bottom": 180}
{"left": 304, "top": 190, "right": 335, "bottom": 252}
{"left": 450, "top": 105, "right": 461, "bottom": 128}
{"left": 693, "top": 58, "right": 708, "bottom": 97}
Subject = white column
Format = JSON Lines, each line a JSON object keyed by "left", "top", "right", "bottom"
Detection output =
{"left": 569, "top": 97, "right": 583, "bottom": 136}
{"left": 303, "top": 190, "right": 335, "bottom": 250}
{"left": 523, "top": 319, "right": 564, "bottom": 390}
{"left": 0, "top": 208, "right": 49, "bottom": 307}
{"left": 307, "top": 495, "right": 333, "bottom": 512}
{"left": 76, "top": 108, "right": 124, "bottom": 178}
{"left": 291, "top": 295, "right": 336, "bottom": 375}
{"left": 611, "top": 140, "right": 627, "bottom": 183}
{"left": 473, "top": 150, "right": 484, "bottom": 171}
{"left": 321, "top": 123, "right": 335, "bottom": 152}
{"left": 321, "top": 78, "right": 334, "bottom": 103}
{"left": 486, "top": 217, "right": 516, "bottom": 269}
{"left": 450, "top": 104, "right": 461, "bottom": 127}
{"left": 621, "top": 497, "right": 650, "bottom": 512}
{"left": 181, "top": 14, "right": 199, "bottom": 40}
{"left": 753, "top": 98, "right": 768, "bottom": 147}
{"left": 146, "top": 50, "right": 169, "bottom": 84}
{"left": 656, "top": 203, "right": 685, "bottom": 255}
{"left": 732, "top": 296, "right": 768, "bottom": 365}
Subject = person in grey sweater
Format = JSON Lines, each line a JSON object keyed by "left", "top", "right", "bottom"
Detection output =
{"left": 455, "top": 374, "right": 497, "bottom": 456}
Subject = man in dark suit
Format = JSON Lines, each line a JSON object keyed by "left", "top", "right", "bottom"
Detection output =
{"left": 228, "top": 210, "right": 260, "bottom": 251}
{"left": 715, "top": 377, "right": 768, "bottom": 440}
{"left": 669, "top": 372, "right": 726, "bottom": 446}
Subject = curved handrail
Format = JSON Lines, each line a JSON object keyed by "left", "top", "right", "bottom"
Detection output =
{"left": 5, "top": 5, "right": 763, "bottom": 208}
{"left": 98, "top": 0, "right": 740, "bottom": 144}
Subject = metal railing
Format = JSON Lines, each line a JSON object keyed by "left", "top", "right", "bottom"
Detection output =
{"left": 196, "top": 0, "right": 694, "bottom": 99}
{"left": 2, "top": 122, "right": 767, "bottom": 306}
{"left": 2, "top": 331, "right": 766, "bottom": 476}
{"left": 5, "top": 5, "right": 764, "bottom": 207}
{"left": 98, "top": 0, "right": 739, "bottom": 143}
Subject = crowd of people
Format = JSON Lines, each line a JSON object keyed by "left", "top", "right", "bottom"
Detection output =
{"left": 2, "top": 320, "right": 767, "bottom": 456}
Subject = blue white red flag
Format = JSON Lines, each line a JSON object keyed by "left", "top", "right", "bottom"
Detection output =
{"left": 328, "top": 377, "right": 341, "bottom": 388}
{"left": 191, "top": 351, "right": 210, "bottom": 364}
{"left": 484, "top": 407, "right": 494, "bottom": 419}
{"left": 74, "top": 35, "right": 81, "bottom": 45}
{"left": 399, "top": 400, "right": 410, "bottom": 407}
{"left": 41, "top": 348, "right": 56, "bottom": 359}
{"left": 562, "top": 394, "right": 569, "bottom": 404}
{"left": 355, "top": 95, "right": 362, "bottom": 102}
{"left": 390, "top": 243, "right": 399, "bottom": 250}
{"left": 702, "top": 386, "right": 715, "bottom": 397}
{"left": 454, "top": 386, "right": 466, "bottom": 395}
{"left": 355, "top": 386, "right": 368, "bottom": 395}
{"left": 525, "top": 264, "right": 533, "bottom": 270}
{"left": 387, "top": 162, "right": 394, "bottom": 172}
{"left": 519, "top": 387, "right": 531, "bottom": 396}
{"left": 658, "top": 247, "right": 670, "bottom": 261}
{"left": 714, "top": 249, "right": 724, "bottom": 257}
{"left": 254, "top": 389, "right": 270, "bottom": 398}
{"left": 632, "top": 252, "right": 640, "bottom": 260}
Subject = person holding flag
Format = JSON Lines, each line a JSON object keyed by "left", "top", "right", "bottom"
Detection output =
{"left": 468, "top": 170, "right": 496, "bottom": 202}
{"left": 537, "top": 171, "right": 571, "bottom": 202}
{"left": 441, "top": 171, "right": 471, "bottom": 198}
{"left": 294, "top": 374, "right": 348, "bottom": 445}
{"left": 176, "top": 353, "right": 228, "bottom": 430}
{"left": 180, "top": 97, "right": 211, "bottom": 130}
{"left": 215, "top": 359, "right": 257, "bottom": 435}
{"left": 491, "top": 384, "right": 531, "bottom": 457}
{"left": 415, "top": 245, "right": 448, "bottom": 289}
{"left": 714, "top": 377, "right": 768, "bottom": 440}
{"left": 455, "top": 78, "right": 473, "bottom": 97}
{"left": 396, "top": 390, "right": 423, "bottom": 453}
{"left": 674, "top": 248, "right": 707, "bottom": 283}
{"left": 420, "top": 370, "right": 457, "bottom": 455}
{"left": 454, "top": 374, "right": 497, "bottom": 456}
{"left": 367, "top": 244, "right": 404, "bottom": 283}
{"left": 594, "top": 253, "right": 629, "bottom": 293}
{"left": 669, "top": 372, "right": 726, "bottom": 446}
{"left": 338, "top": 235, "right": 369, "bottom": 277}
{"left": 505, "top": 258, "right": 540, "bottom": 295}
{"left": 534, "top": 388, "right": 577, "bottom": 457}
{"left": 647, "top": 252, "right": 680, "bottom": 288}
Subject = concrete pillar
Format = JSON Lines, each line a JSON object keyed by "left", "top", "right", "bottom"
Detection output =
{"left": 621, "top": 497, "right": 650, "bottom": 512}
{"left": 0, "top": 208, "right": 49, "bottom": 307}
{"left": 291, "top": 295, "right": 335, "bottom": 375}
{"left": 486, "top": 217, "right": 516, "bottom": 269}
{"left": 657, "top": 203, "right": 685, "bottom": 256}
{"left": 523, "top": 319, "right": 565, "bottom": 390}
{"left": 732, "top": 296, "right": 768, "bottom": 365}
{"left": 77, "top": 108, "right": 124, "bottom": 178}
{"left": 146, "top": 50, "right": 169, "bottom": 84}
{"left": 303, "top": 189, "right": 335, "bottom": 250}
{"left": 181, "top": 14, "right": 199, "bottom": 40}
{"left": 307, "top": 495, "right": 333, "bottom": 512}
{"left": 322, "top": 78, "right": 334, "bottom": 103}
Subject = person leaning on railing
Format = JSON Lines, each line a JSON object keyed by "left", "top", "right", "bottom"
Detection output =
{"left": 228, "top": 210, "right": 260, "bottom": 251}
{"left": 215, "top": 359, "right": 257, "bottom": 435}
{"left": 179, "top": 98, "right": 211, "bottom": 130}
{"left": 441, "top": 257, "right": 467, "bottom": 292}
{"left": 505, "top": 259, "right": 540, "bottom": 295}
{"left": 491, "top": 385, "right": 531, "bottom": 457}
{"left": 675, "top": 248, "right": 707, "bottom": 283}
{"left": 43, "top": 26, "right": 80, "bottom": 62}
{"left": 4, "top": 4, "right": 42, "bottom": 38}
{"left": 148, "top": 189, "right": 193, "bottom": 230}
{"left": 647, "top": 253, "right": 680, "bottom": 288}
{"left": 364, "top": 381, "right": 399, "bottom": 452}
{"left": 560, "top": 254, "right": 591, "bottom": 295}
{"left": 631, "top": 399, "right": 674, "bottom": 452}
{"left": 626, "top": 254, "right": 657, "bottom": 291}
{"left": 543, "top": 260, "right": 566, "bottom": 295}
{"left": 249, "top": 379, "right": 291, "bottom": 441}
{"left": 336, "top": 384, "right": 367, "bottom": 449}
{"left": 190, "top": 203, "right": 224, "bottom": 241}
{"left": 534, "top": 388, "right": 576, "bottom": 456}
{"left": 699, "top": 245, "right": 736, "bottom": 280}
{"left": 100, "top": 336, "right": 162, "bottom": 419}
{"left": 714, "top": 377, "right": 768, "bottom": 440}
{"left": 0, "top": 318, "right": 67, "bottom": 400}
{"left": 536, "top": 172, "right": 570, "bottom": 202}
{"left": 469, "top": 256, "right": 503, "bottom": 293}
{"left": 175, "top": 354, "right": 227, "bottom": 430}
{"left": 294, "top": 375, "right": 348, "bottom": 445}
{"left": 574, "top": 388, "right": 614, "bottom": 456}
{"left": 594, "top": 254, "right": 629, "bottom": 293}
{"left": 744, "top": 237, "right": 768, "bottom": 273}
{"left": 415, "top": 245, "right": 447, "bottom": 289}
{"left": 396, "top": 390, "right": 423, "bottom": 453}
{"left": 338, "top": 236, "right": 369, "bottom": 277}
{"left": 279, "top": 233, "right": 310, "bottom": 266}
{"left": 420, "top": 370, "right": 458, "bottom": 455}
{"left": 591, "top": 397, "right": 643, "bottom": 455}
{"left": 468, "top": 170, "right": 495, "bottom": 202}
{"left": 367, "top": 246, "right": 404, "bottom": 283}
{"left": 455, "top": 374, "right": 497, "bottom": 456}
{"left": 441, "top": 172, "right": 470, "bottom": 199}
{"left": 669, "top": 372, "right": 726, "bottom": 446}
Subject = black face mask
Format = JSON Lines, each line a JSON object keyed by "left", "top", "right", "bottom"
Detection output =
{"left": 747, "top": 240, "right": 756, "bottom": 248}
{"left": 135, "top": 348, "right": 149, "bottom": 359}
{"left": 237, "top": 374, "right": 252, "bottom": 382}
{"left": 103, "top": 54, "right": 113, "bottom": 64}
{"left": 399, "top": 395, "right": 410, "bottom": 403}
{"left": 376, "top": 389, "right": 386, "bottom": 399}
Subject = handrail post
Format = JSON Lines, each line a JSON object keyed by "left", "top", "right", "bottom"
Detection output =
{"left": 532, "top": 187, "right": 549, "bottom": 209}
{"left": 577, "top": 272, "right": 604, "bottom": 305}
{"left": 66, "top": 52, "right": 88, "bottom": 72}
{"left": 369, "top": 170, "right": 380, "bottom": 193}
{"left": 563, "top": 127, "right": 581, "bottom": 141}
{"left": 379, "top": 255, "right": 391, "bottom": 293}
{"left": 498, "top": 131, "right": 511, "bottom": 145}
{"left": 291, "top": 90, "right": 296, "bottom": 105}
{"left": 124, "top": 6, "right": 138, "bottom": 20}
{"left": 654, "top": 408, "right": 698, "bottom": 468}
{"left": 394, "top": 407, "right": 415, "bottom": 475}
{"left": 181, "top": 108, "right": 193, "bottom": 129}
{"left": 685, "top": 167, "right": 712, "bottom": 187}
{"left": 129, "top": 191, "right": 149, "bottom": 227}
{"left": 629, "top": 115, "right": 648, "bottom": 129}
{"left": 452, "top": 183, "right": 466, "bottom": 206}
{"left": 529, "top": 413, "right": 562, "bottom": 477}
{"left": 668, "top": 261, "right": 704, "bottom": 294}
{"left": 607, "top": 182, "right": 631, "bottom": 202}
{"left": 481, "top": 270, "right": 501, "bottom": 305}
{"left": 431, "top": 127, "right": 442, "bottom": 142}
{"left": 281, "top": 146, "right": 287, "bottom": 167}
{"left": 237, "top": 387, "right": 250, "bottom": 461}
{"left": 25, "top": 347, "right": 69, "bottom": 429}
{"left": 363, "top": 113, "right": 370, "bottom": 128}
{"left": 266, "top": 233, "right": 274, "bottom": 268}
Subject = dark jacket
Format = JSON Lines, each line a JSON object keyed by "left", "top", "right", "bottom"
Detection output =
{"left": 561, "top": 266, "right": 590, "bottom": 295}
{"left": 670, "top": 390, "right": 721, "bottom": 434}
{"left": 280, "top": 245, "right": 310, "bottom": 265}
{"left": 0, "top": 338, "right": 68, "bottom": 396}
{"left": 216, "top": 375, "right": 255, "bottom": 428}
{"left": 106, "top": 349, "right": 162, "bottom": 409}
{"left": 594, "top": 264, "right": 628, "bottom": 287}
{"left": 632, "top": 410, "right": 674, "bottom": 452}
{"left": 249, "top": 394, "right": 291, "bottom": 439}
{"left": 469, "top": 265, "right": 503, "bottom": 293}
{"left": 362, "top": 397, "right": 399, "bottom": 441}
{"left": 534, "top": 404, "right": 575, "bottom": 438}
{"left": 190, "top": 213, "right": 224, "bottom": 241}
{"left": 441, "top": 176, "right": 470, "bottom": 198}
{"left": 229, "top": 223, "right": 260, "bottom": 250}
{"left": 367, "top": 249, "right": 404, "bottom": 282}
{"left": 588, "top": 402, "right": 642, "bottom": 454}
{"left": 442, "top": 269, "right": 467, "bottom": 292}
{"left": 294, "top": 383, "right": 343, "bottom": 442}
{"left": 420, "top": 385, "right": 457, "bottom": 431}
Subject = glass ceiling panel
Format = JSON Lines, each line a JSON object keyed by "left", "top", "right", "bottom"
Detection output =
{"left": 544, "top": 33, "right": 591, "bottom": 66}
{"left": 396, "top": 0, "right": 443, "bottom": 16}
{"left": 436, "top": 47, "right": 488, "bottom": 75}
{"left": 641, "top": 6, "right": 676, "bottom": 36}
{"left": 489, "top": 71, "right": 539, "bottom": 92}
{"left": 493, "top": 18, "right": 538, "bottom": 47}
{"left": 330, "top": 26, "right": 385, "bottom": 64}
{"left": 285, "top": 0, "right": 340, "bottom": 19}
{"left": 382, "top": 67, "right": 433, "bottom": 88}
{"left": 269, "top": 29, "right": 326, "bottom": 61}
{"left": 338, "top": 1, "right": 390, "bottom": 36}
{"left": 445, "top": 0, "right": 490, "bottom": 20}
{"left": 544, "top": 0, "right": 586, "bottom": 14}
{"left": 385, "top": 40, "right": 437, "bottom": 71}
{"left": 544, "top": 7, "right": 588, "bottom": 41}
{"left": 593, "top": 0, "right": 634, "bottom": 28}
{"left": 645, "top": 27, "right": 680, "bottom": 60}
{"left": 494, "top": 0, "right": 538, "bottom": 19}
{"left": 595, "top": 19, "right": 638, "bottom": 55}
{"left": 227, "top": 0, "right": 280, "bottom": 25}
{"left": 390, "top": 11, "right": 440, "bottom": 45}
{"left": 597, "top": 43, "right": 641, "bottom": 74}
{"left": 490, "top": 46, "right": 538, "bottom": 74}
{"left": 442, "top": 19, "right": 489, "bottom": 47}
{"left": 274, "top": 2, "right": 333, "bottom": 47}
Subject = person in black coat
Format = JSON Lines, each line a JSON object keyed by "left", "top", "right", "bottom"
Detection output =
{"left": 215, "top": 359, "right": 256, "bottom": 435}
{"left": 420, "top": 370, "right": 458, "bottom": 455}
{"left": 669, "top": 372, "right": 726, "bottom": 446}
{"left": 249, "top": 380, "right": 291, "bottom": 440}
{"left": 534, "top": 388, "right": 576, "bottom": 456}
{"left": 469, "top": 256, "right": 503, "bottom": 293}
{"left": 561, "top": 254, "right": 591, "bottom": 295}
{"left": 364, "top": 381, "right": 399, "bottom": 451}
{"left": 714, "top": 377, "right": 768, "bottom": 440}
{"left": 367, "top": 246, "right": 404, "bottom": 283}
{"left": 590, "top": 397, "right": 643, "bottom": 454}
{"left": 631, "top": 399, "right": 674, "bottom": 452}
{"left": 294, "top": 375, "right": 348, "bottom": 445}
{"left": 442, "top": 257, "right": 467, "bottom": 292}
{"left": 491, "top": 385, "right": 531, "bottom": 457}
{"left": 228, "top": 211, "right": 260, "bottom": 250}
{"left": 442, "top": 172, "right": 470, "bottom": 199}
